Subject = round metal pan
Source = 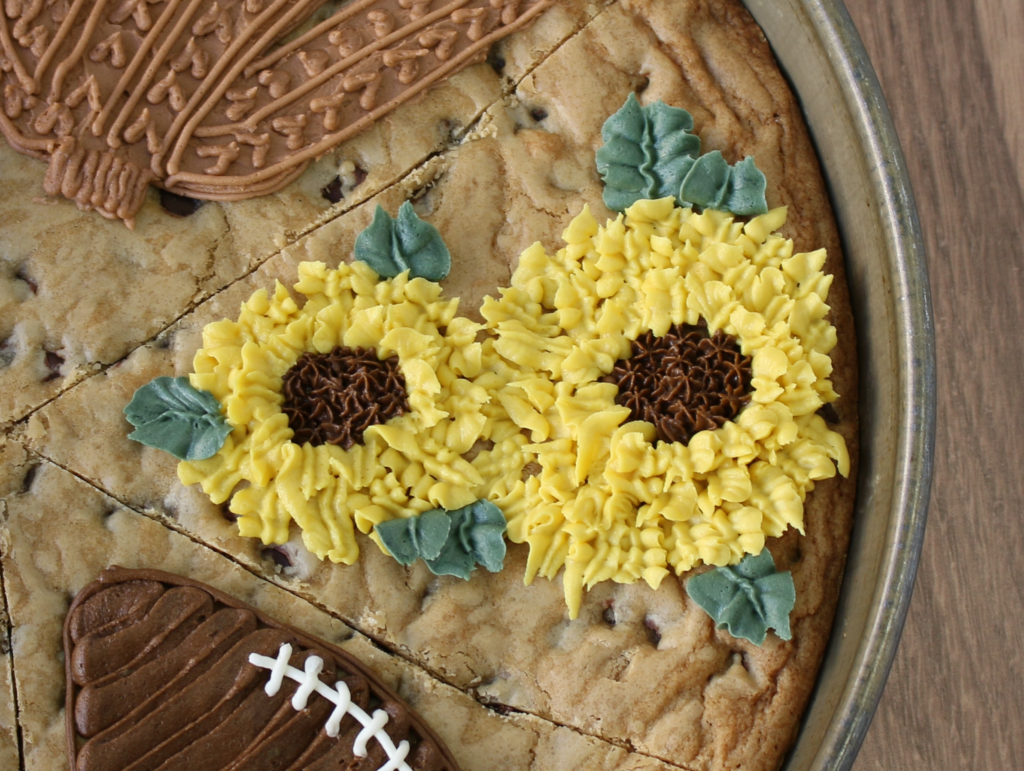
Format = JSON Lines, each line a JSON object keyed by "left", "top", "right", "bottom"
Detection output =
{"left": 740, "top": 1, "right": 936, "bottom": 769}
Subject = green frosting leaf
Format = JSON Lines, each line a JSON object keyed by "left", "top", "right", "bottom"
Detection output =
{"left": 124, "top": 377, "right": 232, "bottom": 461}
{"left": 686, "top": 550, "right": 795, "bottom": 645}
{"left": 374, "top": 509, "right": 452, "bottom": 565}
{"left": 374, "top": 499, "right": 507, "bottom": 579}
{"left": 596, "top": 94, "right": 769, "bottom": 216}
{"left": 426, "top": 499, "right": 507, "bottom": 579}
{"left": 353, "top": 202, "right": 451, "bottom": 282}
{"left": 679, "top": 152, "right": 768, "bottom": 216}
{"left": 596, "top": 93, "right": 700, "bottom": 212}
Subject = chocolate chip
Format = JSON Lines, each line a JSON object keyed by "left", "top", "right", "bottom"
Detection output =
{"left": 410, "top": 187, "right": 437, "bottom": 217}
{"left": 484, "top": 702, "right": 515, "bottom": 716}
{"left": 42, "top": 349, "right": 64, "bottom": 382}
{"left": 20, "top": 463, "right": 39, "bottom": 494}
{"left": 644, "top": 616, "right": 661, "bottom": 647}
{"left": 161, "top": 500, "right": 180, "bottom": 520}
{"left": 529, "top": 107, "right": 548, "bottom": 122}
{"left": 15, "top": 264, "right": 38, "bottom": 294}
{"left": 602, "top": 603, "right": 616, "bottom": 627}
{"left": 0, "top": 338, "right": 15, "bottom": 368}
{"left": 487, "top": 48, "right": 505, "bottom": 73}
{"left": 353, "top": 165, "right": 367, "bottom": 187}
{"left": 420, "top": 580, "right": 436, "bottom": 606}
{"left": 159, "top": 189, "right": 204, "bottom": 217}
{"left": 817, "top": 402, "right": 840, "bottom": 425}
{"left": 262, "top": 546, "right": 292, "bottom": 568}
{"left": 321, "top": 176, "right": 344, "bottom": 204}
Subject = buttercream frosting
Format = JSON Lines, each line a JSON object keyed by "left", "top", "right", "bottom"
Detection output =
{"left": 375, "top": 498, "right": 506, "bottom": 578}
{"left": 0, "top": 0, "right": 553, "bottom": 225}
{"left": 686, "top": 549, "right": 796, "bottom": 645}
{"left": 355, "top": 202, "right": 452, "bottom": 282}
{"left": 64, "top": 567, "right": 459, "bottom": 771}
{"left": 596, "top": 93, "right": 767, "bottom": 216}
{"left": 281, "top": 345, "right": 409, "bottom": 449}
{"left": 124, "top": 375, "right": 232, "bottom": 460}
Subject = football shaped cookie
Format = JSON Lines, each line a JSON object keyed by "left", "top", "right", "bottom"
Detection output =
{"left": 64, "top": 567, "right": 459, "bottom": 771}
{"left": 0, "top": 0, "right": 552, "bottom": 225}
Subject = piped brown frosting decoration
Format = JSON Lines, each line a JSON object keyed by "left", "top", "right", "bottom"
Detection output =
{"left": 281, "top": 345, "right": 409, "bottom": 449}
{"left": 64, "top": 567, "right": 460, "bottom": 771}
{"left": 0, "top": 0, "right": 553, "bottom": 226}
{"left": 606, "top": 323, "right": 753, "bottom": 445}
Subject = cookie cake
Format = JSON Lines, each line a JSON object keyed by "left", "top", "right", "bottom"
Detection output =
{"left": 0, "top": 1, "right": 859, "bottom": 770}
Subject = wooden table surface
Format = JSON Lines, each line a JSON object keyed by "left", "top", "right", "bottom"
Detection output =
{"left": 842, "top": 0, "right": 1024, "bottom": 768}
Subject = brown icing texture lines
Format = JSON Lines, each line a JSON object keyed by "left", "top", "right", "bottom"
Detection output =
{"left": 281, "top": 346, "right": 410, "bottom": 450}
{"left": 0, "top": 0, "right": 552, "bottom": 225}
{"left": 606, "top": 323, "right": 753, "bottom": 445}
{"left": 64, "top": 568, "right": 458, "bottom": 771}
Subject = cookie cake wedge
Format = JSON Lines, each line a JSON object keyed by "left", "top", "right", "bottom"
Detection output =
{"left": 1, "top": 2, "right": 858, "bottom": 770}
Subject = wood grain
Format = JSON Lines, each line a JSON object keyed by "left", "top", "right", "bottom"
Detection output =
{"left": 975, "top": 1, "right": 1024, "bottom": 191}
{"left": 843, "top": 0, "right": 1024, "bottom": 768}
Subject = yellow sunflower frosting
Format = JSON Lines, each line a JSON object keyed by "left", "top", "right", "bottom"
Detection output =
{"left": 123, "top": 87, "right": 853, "bottom": 625}
{"left": 481, "top": 198, "right": 849, "bottom": 617}
{"left": 177, "top": 260, "right": 514, "bottom": 565}
{"left": 169, "top": 197, "right": 847, "bottom": 619}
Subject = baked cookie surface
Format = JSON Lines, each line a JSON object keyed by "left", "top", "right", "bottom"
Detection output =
{"left": 0, "top": 2, "right": 858, "bottom": 771}
{"left": 0, "top": 0, "right": 606, "bottom": 429}
{"left": 0, "top": 445, "right": 678, "bottom": 771}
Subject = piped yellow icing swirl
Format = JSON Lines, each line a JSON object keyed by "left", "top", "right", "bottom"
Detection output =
{"left": 177, "top": 261, "right": 523, "bottom": 564}
{"left": 481, "top": 199, "right": 848, "bottom": 617}
{"left": 177, "top": 199, "right": 847, "bottom": 619}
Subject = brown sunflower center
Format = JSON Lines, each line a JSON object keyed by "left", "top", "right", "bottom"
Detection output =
{"left": 281, "top": 346, "right": 409, "bottom": 449}
{"left": 605, "top": 324, "right": 753, "bottom": 445}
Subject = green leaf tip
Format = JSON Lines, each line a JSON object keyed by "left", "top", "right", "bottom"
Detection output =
{"left": 686, "top": 550, "right": 795, "bottom": 646}
{"left": 124, "top": 376, "right": 232, "bottom": 461}
{"left": 679, "top": 152, "right": 768, "bottom": 216}
{"left": 596, "top": 93, "right": 768, "bottom": 216}
{"left": 596, "top": 93, "right": 700, "bottom": 212}
{"left": 374, "top": 499, "right": 507, "bottom": 580}
{"left": 374, "top": 509, "right": 452, "bottom": 565}
{"left": 354, "top": 202, "right": 451, "bottom": 282}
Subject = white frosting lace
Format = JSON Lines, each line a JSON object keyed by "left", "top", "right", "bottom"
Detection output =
{"left": 249, "top": 643, "right": 414, "bottom": 771}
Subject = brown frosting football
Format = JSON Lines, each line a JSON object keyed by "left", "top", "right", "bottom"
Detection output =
{"left": 64, "top": 566, "right": 460, "bottom": 771}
